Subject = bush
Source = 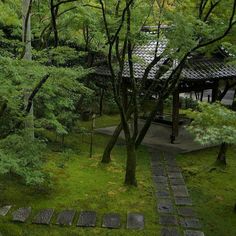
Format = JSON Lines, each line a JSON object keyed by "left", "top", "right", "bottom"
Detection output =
{"left": 0, "top": 132, "right": 50, "bottom": 186}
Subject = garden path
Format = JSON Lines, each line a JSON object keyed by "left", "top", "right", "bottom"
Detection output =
{"left": 149, "top": 148, "right": 205, "bottom": 236}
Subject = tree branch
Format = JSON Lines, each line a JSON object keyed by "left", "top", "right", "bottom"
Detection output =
{"left": 25, "top": 74, "right": 50, "bottom": 114}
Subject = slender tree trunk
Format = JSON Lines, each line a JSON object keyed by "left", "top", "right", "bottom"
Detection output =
{"left": 135, "top": 100, "right": 160, "bottom": 148}
{"left": 217, "top": 142, "right": 228, "bottom": 165}
{"left": 50, "top": 0, "right": 59, "bottom": 47}
{"left": 22, "top": 0, "right": 34, "bottom": 139}
{"left": 101, "top": 122, "right": 122, "bottom": 163}
{"left": 125, "top": 140, "right": 137, "bottom": 186}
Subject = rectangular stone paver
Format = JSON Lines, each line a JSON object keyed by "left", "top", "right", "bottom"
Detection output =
{"left": 158, "top": 200, "right": 174, "bottom": 214}
{"left": 172, "top": 185, "right": 189, "bottom": 197}
{"left": 12, "top": 207, "right": 31, "bottom": 223}
{"left": 170, "top": 178, "right": 185, "bottom": 186}
{"left": 153, "top": 176, "right": 168, "bottom": 184}
{"left": 184, "top": 230, "right": 205, "bottom": 236}
{"left": 161, "top": 227, "right": 180, "bottom": 236}
{"left": 77, "top": 211, "right": 96, "bottom": 227}
{"left": 0, "top": 205, "right": 12, "bottom": 216}
{"left": 159, "top": 215, "right": 178, "bottom": 226}
{"left": 156, "top": 190, "right": 171, "bottom": 198}
{"left": 180, "top": 218, "right": 202, "bottom": 229}
{"left": 56, "top": 210, "right": 76, "bottom": 226}
{"left": 33, "top": 209, "right": 54, "bottom": 225}
{"left": 166, "top": 160, "right": 178, "bottom": 167}
{"left": 102, "top": 213, "right": 121, "bottom": 229}
{"left": 177, "top": 207, "right": 196, "bottom": 217}
{"left": 168, "top": 172, "right": 183, "bottom": 179}
{"left": 152, "top": 168, "right": 166, "bottom": 176}
{"left": 127, "top": 213, "right": 144, "bottom": 230}
{"left": 167, "top": 166, "right": 181, "bottom": 172}
{"left": 174, "top": 197, "right": 192, "bottom": 206}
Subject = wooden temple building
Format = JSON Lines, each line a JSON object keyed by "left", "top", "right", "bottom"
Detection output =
{"left": 94, "top": 37, "right": 236, "bottom": 143}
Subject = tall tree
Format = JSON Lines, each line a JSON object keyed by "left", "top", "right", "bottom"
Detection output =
{"left": 98, "top": 0, "right": 236, "bottom": 185}
{"left": 22, "top": 0, "right": 34, "bottom": 139}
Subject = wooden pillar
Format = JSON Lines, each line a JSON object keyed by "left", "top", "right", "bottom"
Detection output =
{"left": 171, "top": 89, "right": 179, "bottom": 143}
{"left": 211, "top": 81, "right": 219, "bottom": 102}
{"left": 157, "top": 99, "right": 164, "bottom": 118}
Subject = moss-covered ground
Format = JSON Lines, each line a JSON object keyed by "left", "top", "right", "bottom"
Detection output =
{"left": 177, "top": 146, "right": 236, "bottom": 236}
{"left": 0, "top": 115, "right": 159, "bottom": 236}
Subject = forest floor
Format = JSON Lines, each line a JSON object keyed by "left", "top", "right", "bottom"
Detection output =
{"left": 177, "top": 146, "right": 236, "bottom": 236}
{"left": 0, "top": 115, "right": 159, "bottom": 236}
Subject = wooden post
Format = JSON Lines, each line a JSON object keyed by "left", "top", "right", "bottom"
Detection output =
{"left": 171, "top": 89, "right": 179, "bottom": 143}
{"left": 211, "top": 81, "right": 219, "bottom": 102}
{"left": 89, "top": 114, "right": 96, "bottom": 158}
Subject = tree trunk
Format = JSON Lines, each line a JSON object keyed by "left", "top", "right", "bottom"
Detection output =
{"left": 99, "top": 88, "right": 104, "bottom": 116}
{"left": 101, "top": 122, "right": 122, "bottom": 163}
{"left": 50, "top": 0, "right": 59, "bottom": 47}
{"left": 125, "top": 140, "right": 137, "bottom": 186}
{"left": 22, "top": 0, "right": 34, "bottom": 140}
{"left": 135, "top": 100, "right": 160, "bottom": 148}
{"left": 217, "top": 142, "right": 228, "bottom": 165}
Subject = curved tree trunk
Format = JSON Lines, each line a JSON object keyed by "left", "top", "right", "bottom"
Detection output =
{"left": 135, "top": 99, "right": 161, "bottom": 148}
{"left": 217, "top": 142, "right": 228, "bottom": 165}
{"left": 101, "top": 122, "right": 122, "bottom": 163}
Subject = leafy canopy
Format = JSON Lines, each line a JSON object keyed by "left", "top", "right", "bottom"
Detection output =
{"left": 185, "top": 102, "right": 236, "bottom": 145}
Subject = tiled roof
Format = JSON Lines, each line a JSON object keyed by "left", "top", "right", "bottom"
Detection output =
{"left": 94, "top": 40, "right": 236, "bottom": 81}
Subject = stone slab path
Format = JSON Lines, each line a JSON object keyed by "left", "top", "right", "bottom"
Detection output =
{"left": 149, "top": 148, "right": 205, "bottom": 236}
{"left": 0, "top": 206, "right": 145, "bottom": 230}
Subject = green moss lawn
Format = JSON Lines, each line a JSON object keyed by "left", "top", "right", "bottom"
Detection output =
{"left": 177, "top": 146, "right": 236, "bottom": 236}
{"left": 0, "top": 115, "right": 159, "bottom": 236}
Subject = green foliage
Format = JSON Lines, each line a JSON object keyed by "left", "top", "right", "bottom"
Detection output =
{"left": 0, "top": 132, "right": 48, "bottom": 186}
{"left": 185, "top": 102, "right": 236, "bottom": 145}
{"left": 0, "top": 56, "right": 92, "bottom": 137}
{"left": 177, "top": 146, "right": 236, "bottom": 236}
{"left": 0, "top": 129, "right": 159, "bottom": 235}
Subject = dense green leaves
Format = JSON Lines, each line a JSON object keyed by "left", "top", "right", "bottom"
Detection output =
{"left": 185, "top": 102, "right": 236, "bottom": 145}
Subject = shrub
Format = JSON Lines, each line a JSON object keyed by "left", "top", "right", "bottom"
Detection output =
{"left": 0, "top": 132, "right": 49, "bottom": 186}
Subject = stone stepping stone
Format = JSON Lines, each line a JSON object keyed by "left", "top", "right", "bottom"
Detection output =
{"left": 180, "top": 218, "right": 202, "bottom": 229}
{"left": 161, "top": 227, "right": 180, "bottom": 236}
{"left": 184, "top": 230, "right": 205, "bottom": 236}
{"left": 170, "top": 178, "right": 185, "bottom": 186}
{"left": 168, "top": 172, "right": 183, "bottom": 179}
{"left": 167, "top": 166, "right": 181, "bottom": 173}
{"left": 151, "top": 162, "right": 164, "bottom": 168}
{"left": 174, "top": 197, "right": 192, "bottom": 206}
{"left": 153, "top": 176, "right": 168, "bottom": 184}
{"left": 0, "top": 205, "right": 12, "bottom": 216}
{"left": 33, "top": 209, "right": 54, "bottom": 225}
{"left": 127, "top": 213, "right": 144, "bottom": 230}
{"left": 56, "top": 210, "right": 76, "bottom": 226}
{"left": 172, "top": 185, "right": 189, "bottom": 197}
{"left": 156, "top": 190, "right": 171, "bottom": 198}
{"left": 102, "top": 213, "right": 121, "bottom": 229}
{"left": 158, "top": 200, "right": 174, "bottom": 214}
{"left": 165, "top": 160, "right": 178, "bottom": 167}
{"left": 152, "top": 168, "right": 166, "bottom": 176}
{"left": 159, "top": 215, "right": 178, "bottom": 226}
{"left": 157, "top": 183, "right": 169, "bottom": 189}
{"left": 177, "top": 207, "right": 196, "bottom": 217}
{"left": 77, "top": 211, "right": 96, "bottom": 227}
{"left": 12, "top": 207, "right": 31, "bottom": 223}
